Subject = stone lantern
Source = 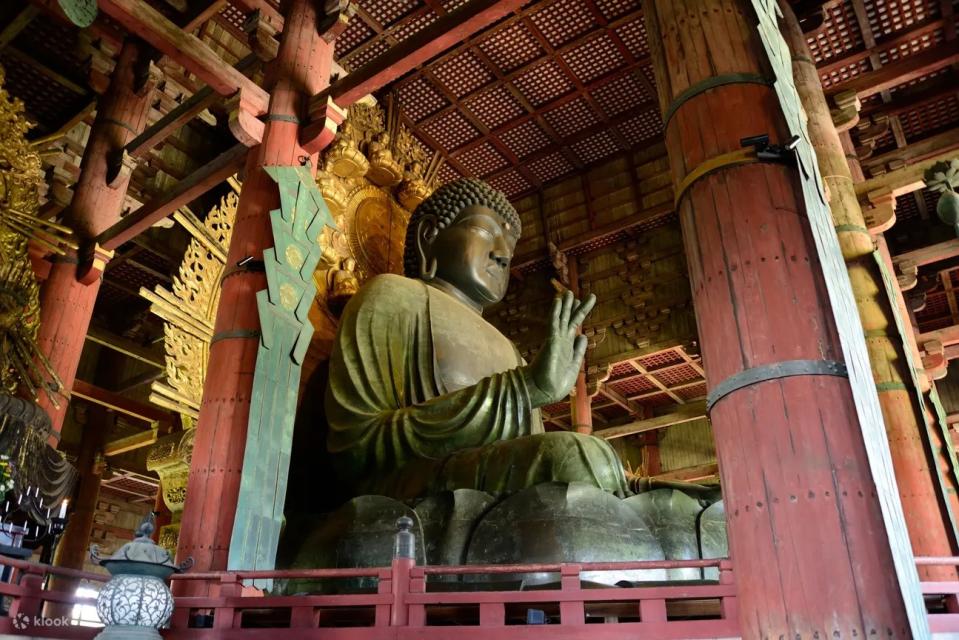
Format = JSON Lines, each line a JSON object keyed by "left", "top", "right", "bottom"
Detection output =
{"left": 90, "top": 512, "right": 193, "bottom": 639}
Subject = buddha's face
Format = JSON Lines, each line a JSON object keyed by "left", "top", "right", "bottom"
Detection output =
{"left": 427, "top": 204, "right": 518, "bottom": 308}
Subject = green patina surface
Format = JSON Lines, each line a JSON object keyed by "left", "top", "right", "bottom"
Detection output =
{"left": 228, "top": 165, "right": 334, "bottom": 575}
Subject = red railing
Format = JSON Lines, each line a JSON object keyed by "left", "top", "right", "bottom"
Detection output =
{"left": 164, "top": 558, "right": 739, "bottom": 639}
{"left": 13, "top": 554, "right": 959, "bottom": 638}
{"left": 917, "top": 556, "right": 959, "bottom": 634}
{"left": 0, "top": 555, "right": 739, "bottom": 639}
{"left": 0, "top": 555, "right": 106, "bottom": 639}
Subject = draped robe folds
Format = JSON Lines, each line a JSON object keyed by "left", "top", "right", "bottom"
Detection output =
{"left": 326, "top": 274, "right": 629, "bottom": 499}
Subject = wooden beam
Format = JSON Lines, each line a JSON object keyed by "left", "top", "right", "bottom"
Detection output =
{"left": 85, "top": 326, "right": 165, "bottom": 369}
{"left": 230, "top": 0, "right": 283, "bottom": 30}
{"left": 0, "top": 5, "right": 39, "bottom": 51}
{"left": 97, "top": 0, "right": 269, "bottom": 114}
{"left": 894, "top": 239, "right": 959, "bottom": 269}
{"left": 316, "top": 0, "right": 533, "bottom": 108}
{"left": 858, "top": 128, "right": 959, "bottom": 178}
{"left": 126, "top": 54, "right": 259, "bottom": 158}
{"left": 103, "top": 427, "right": 159, "bottom": 456}
{"left": 97, "top": 143, "right": 248, "bottom": 251}
{"left": 595, "top": 400, "right": 708, "bottom": 440}
{"left": 72, "top": 379, "right": 171, "bottom": 425}
{"left": 651, "top": 463, "right": 719, "bottom": 483}
{"left": 918, "top": 324, "right": 959, "bottom": 349}
{"left": 827, "top": 41, "right": 959, "bottom": 99}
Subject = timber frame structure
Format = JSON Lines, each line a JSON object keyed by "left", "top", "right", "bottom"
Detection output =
{"left": 1, "top": 0, "right": 959, "bottom": 638}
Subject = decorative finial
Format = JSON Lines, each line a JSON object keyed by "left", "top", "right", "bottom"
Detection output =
{"left": 134, "top": 512, "right": 156, "bottom": 539}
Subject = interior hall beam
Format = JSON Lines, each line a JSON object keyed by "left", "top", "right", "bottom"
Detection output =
{"left": 894, "top": 239, "right": 959, "bottom": 269}
{"left": 103, "top": 427, "right": 159, "bottom": 456}
{"left": 827, "top": 41, "right": 959, "bottom": 99}
{"left": 96, "top": 143, "right": 248, "bottom": 251}
{"left": 651, "top": 463, "right": 719, "bottom": 483}
{"left": 85, "top": 326, "right": 165, "bottom": 369}
{"left": 72, "top": 379, "right": 172, "bottom": 426}
{"left": 97, "top": 0, "right": 270, "bottom": 114}
{"left": 857, "top": 128, "right": 959, "bottom": 186}
{"left": 126, "top": 54, "right": 259, "bottom": 158}
{"left": 595, "top": 400, "right": 707, "bottom": 440}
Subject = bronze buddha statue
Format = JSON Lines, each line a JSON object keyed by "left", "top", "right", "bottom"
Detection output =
{"left": 324, "top": 178, "right": 629, "bottom": 500}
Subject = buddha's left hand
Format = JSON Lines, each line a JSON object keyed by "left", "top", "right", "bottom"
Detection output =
{"left": 523, "top": 290, "right": 596, "bottom": 408}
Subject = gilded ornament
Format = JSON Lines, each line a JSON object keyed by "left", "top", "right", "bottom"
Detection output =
{"left": 279, "top": 282, "right": 298, "bottom": 310}
{"left": 365, "top": 131, "right": 403, "bottom": 187}
{"left": 324, "top": 120, "right": 369, "bottom": 179}
{"left": 285, "top": 244, "right": 305, "bottom": 269}
{"left": 0, "top": 64, "right": 73, "bottom": 405}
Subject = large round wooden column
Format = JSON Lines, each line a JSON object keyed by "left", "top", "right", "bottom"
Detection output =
{"left": 174, "top": 0, "right": 333, "bottom": 593}
{"left": 780, "top": 3, "right": 958, "bottom": 579}
{"left": 35, "top": 41, "right": 156, "bottom": 434}
{"left": 645, "top": 1, "right": 913, "bottom": 637}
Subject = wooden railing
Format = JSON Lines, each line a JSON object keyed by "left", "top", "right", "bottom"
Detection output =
{"left": 164, "top": 558, "right": 739, "bottom": 639}
{"left": 0, "top": 554, "right": 739, "bottom": 639}
{"left": 917, "top": 556, "right": 959, "bottom": 634}
{"left": 7, "top": 554, "right": 959, "bottom": 637}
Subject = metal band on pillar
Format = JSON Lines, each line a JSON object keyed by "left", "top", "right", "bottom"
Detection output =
{"left": 707, "top": 359, "right": 848, "bottom": 412}
{"left": 663, "top": 73, "right": 771, "bottom": 127}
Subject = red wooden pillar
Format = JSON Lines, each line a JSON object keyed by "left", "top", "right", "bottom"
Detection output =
{"left": 174, "top": 0, "right": 333, "bottom": 593}
{"left": 645, "top": 1, "right": 913, "bottom": 638}
{"left": 35, "top": 41, "right": 156, "bottom": 435}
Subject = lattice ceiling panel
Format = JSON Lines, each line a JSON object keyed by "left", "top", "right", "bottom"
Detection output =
{"left": 529, "top": 0, "right": 595, "bottom": 48}
{"left": 867, "top": 0, "right": 940, "bottom": 37}
{"left": 512, "top": 60, "right": 576, "bottom": 107}
{"left": 363, "top": 0, "right": 420, "bottom": 28}
{"left": 487, "top": 170, "right": 533, "bottom": 198}
{"left": 571, "top": 130, "right": 622, "bottom": 165}
{"left": 809, "top": 1, "right": 864, "bottom": 63}
{"left": 543, "top": 97, "right": 601, "bottom": 137}
{"left": 500, "top": 120, "right": 553, "bottom": 159}
{"left": 432, "top": 50, "right": 495, "bottom": 98}
{"left": 528, "top": 152, "right": 574, "bottom": 183}
{"left": 596, "top": 0, "right": 642, "bottom": 21}
{"left": 478, "top": 21, "right": 544, "bottom": 74}
{"left": 454, "top": 141, "right": 510, "bottom": 177}
{"left": 898, "top": 94, "right": 959, "bottom": 141}
{"left": 593, "top": 73, "right": 653, "bottom": 116}
{"left": 463, "top": 85, "right": 527, "bottom": 129}
{"left": 615, "top": 18, "right": 650, "bottom": 59}
{"left": 618, "top": 108, "right": 664, "bottom": 146}
{"left": 561, "top": 34, "right": 627, "bottom": 84}
{"left": 877, "top": 26, "right": 944, "bottom": 63}
{"left": 421, "top": 109, "right": 481, "bottom": 150}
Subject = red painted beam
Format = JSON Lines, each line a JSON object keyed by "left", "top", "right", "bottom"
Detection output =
{"left": 96, "top": 143, "right": 248, "bottom": 251}
{"left": 827, "top": 40, "right": 959, "bottom": 98}
{"left": 894, "top": 238, "right": 959, "bottom": 269}
{"left": 98, "top": 0, "right": 270, "bottom": 114}
{"left": 72, "top": 379, "right": 172, "bottom": 426}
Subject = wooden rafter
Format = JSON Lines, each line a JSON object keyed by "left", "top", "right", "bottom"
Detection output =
{"left": 72, "top": 379, "right": 173, "bottom": 426}
{"left": 97, "top": 0, "right": 270, "bottom": 114}
{"left": 628, "top": 358, "right": 685, "bottom": 404}
{"left": 594, "top": 399, "right": 707, "bottom": 440}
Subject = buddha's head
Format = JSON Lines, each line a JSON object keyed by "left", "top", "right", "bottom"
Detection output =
{"left": 403, "top": 178, "right": 521, "bottom": 311}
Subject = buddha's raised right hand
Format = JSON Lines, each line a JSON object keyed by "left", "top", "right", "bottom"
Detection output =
{"left": 523, "top": 290, "right": 596, "bottom": 408}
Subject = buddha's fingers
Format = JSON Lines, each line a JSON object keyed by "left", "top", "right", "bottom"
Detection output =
{"left": 573, "top": 334, "right": 588, "bottom": 365}
{"left": 568, "top": 294, "right": 596, "bottom": 331}
{"left": 559, "top": 290, "right": 574, "bottom": 329}
{"left": 549, "top": 294, "right": 562, "bottom": 331}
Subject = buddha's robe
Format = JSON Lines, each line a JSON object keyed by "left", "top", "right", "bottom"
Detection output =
{"left": 326, "top": 274, "right": 629, "bottom": 499}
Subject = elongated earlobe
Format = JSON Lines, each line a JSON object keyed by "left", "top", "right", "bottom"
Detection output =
{"left": 416, "top": 216, "right": 439, "bottom": 282}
